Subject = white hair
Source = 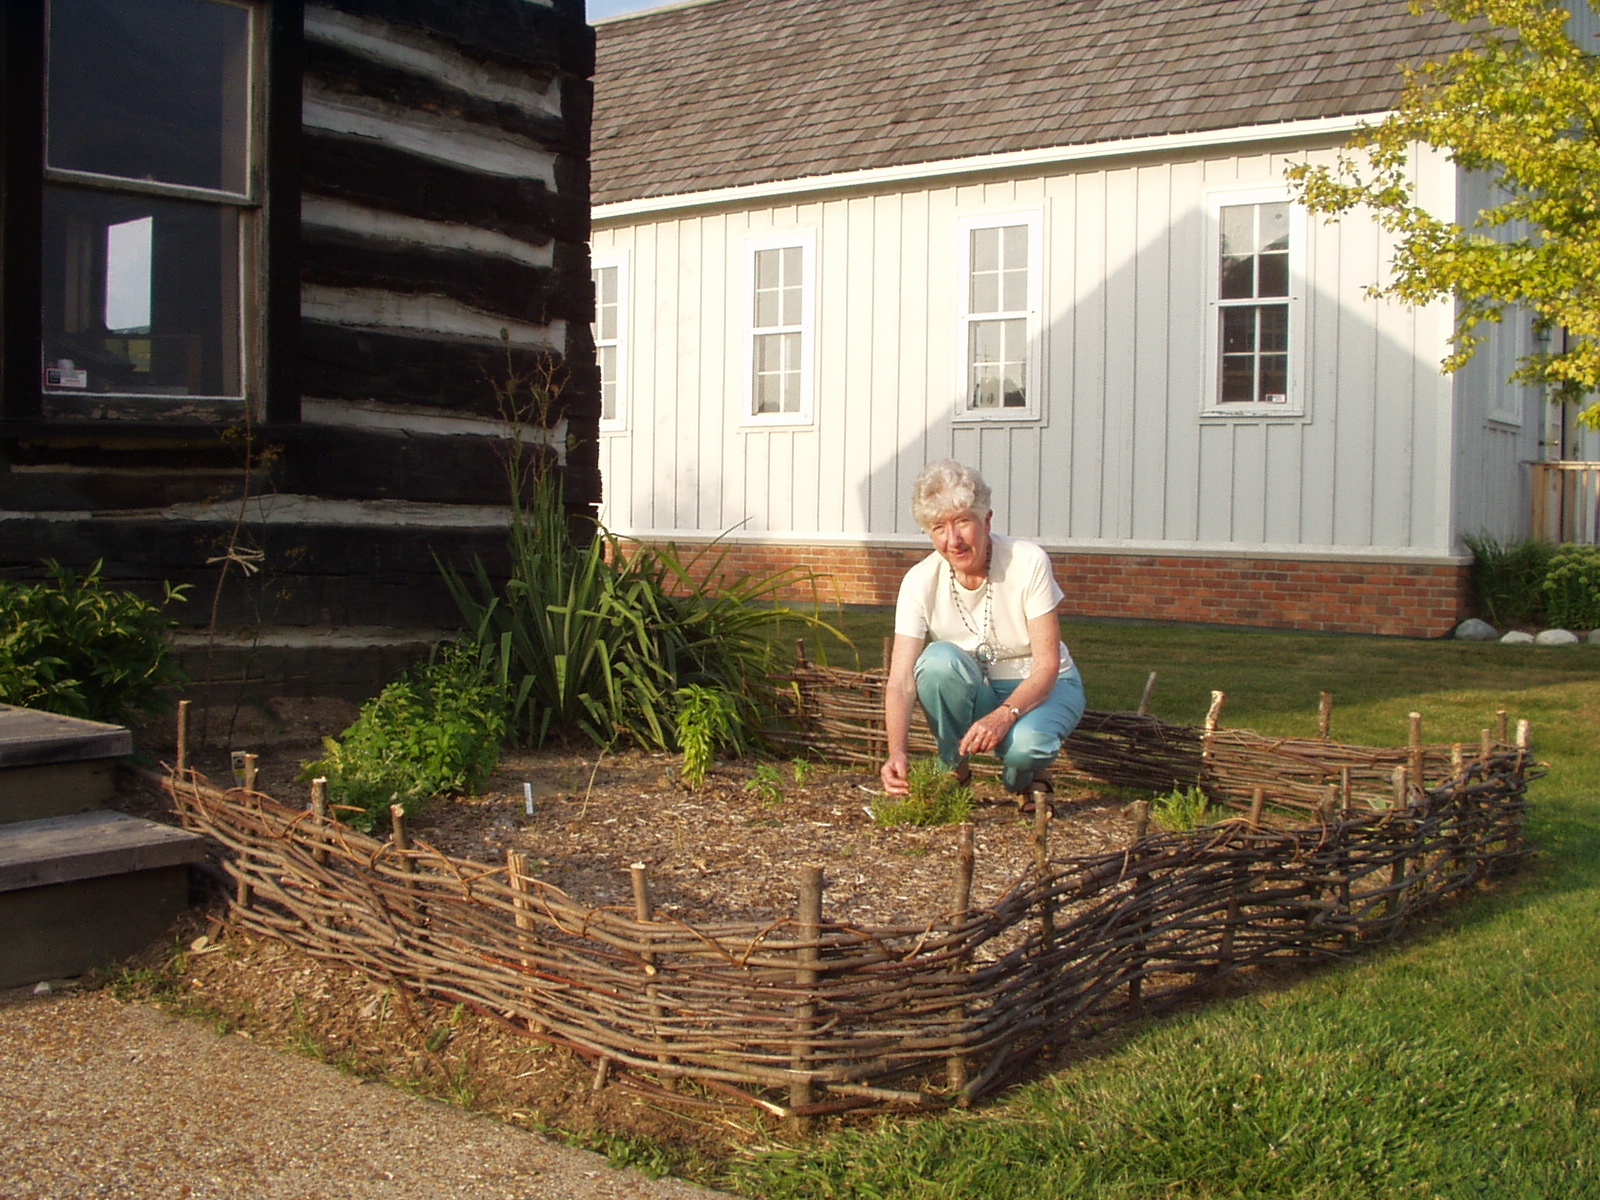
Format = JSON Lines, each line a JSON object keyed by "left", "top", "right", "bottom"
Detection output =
{"left": 910, "top": 460, "right": 992, "bottom": 530}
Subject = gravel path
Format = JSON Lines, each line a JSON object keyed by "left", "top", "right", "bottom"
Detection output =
{"left": 0, "top": 989, "right": 732, "bottom": 1200}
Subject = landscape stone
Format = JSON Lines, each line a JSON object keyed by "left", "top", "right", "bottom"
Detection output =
{"left": 1453, "top": 618, "right": 1499, "bottom": 641}
{"left": 1534, "top": 629, "right": 1580, "bottom": 646}
{"left": 1589, "top": 629, "right": 1600, "bottom": 645}
{"left": 1500, "top": 631, "right": 1535, "bottom": 644}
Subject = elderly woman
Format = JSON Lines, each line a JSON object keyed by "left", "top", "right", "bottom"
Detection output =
{"left": 880, "top": 460, "right": 1086, "bottom": 805}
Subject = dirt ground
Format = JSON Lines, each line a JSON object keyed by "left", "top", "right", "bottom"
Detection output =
{"left": 113, "top": 698, "right": 1145, "bottom": 1166}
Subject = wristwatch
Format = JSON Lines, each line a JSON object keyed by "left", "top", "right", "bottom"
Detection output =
{"left": 1004, "top": 704, "right": 1022, "bottom": 720}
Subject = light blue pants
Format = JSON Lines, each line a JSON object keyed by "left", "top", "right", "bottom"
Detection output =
{"left": 913, "top": 640, "right": 1086, "bottom": 793}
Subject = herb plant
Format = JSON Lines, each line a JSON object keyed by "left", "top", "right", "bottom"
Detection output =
{"left": 1152, "top": 783, "right": 1220, "bottom": 831}
{"left": 1542, "top": 545, "right": 1600, "bottom": 630}
{"left": 302, "top": 642, "right": 506, "bottom": 832}
{"left": 872, "top": 759, "right": 974, "bottom": 827}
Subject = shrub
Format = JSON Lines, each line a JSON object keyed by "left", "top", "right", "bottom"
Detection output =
{"left": 444, "top": 457, "right": 840, "bottom": 753}
{"left": 0, "top": 560, "right": 188, "bottom": 725}
{"left": 1461, "top": 533, "right": 1556, "bottom": 627}
{"left": 872, "top": 759, "right": 974, "bottom": 827}
{"left": 1152, "top": 783, "right": 1221, "bottom": 832}
{"left": 302, "top": 642, "right": 506, "bottom": 832}
{"left": 1542, "top": 545, "right": 1600, "bottom": 630}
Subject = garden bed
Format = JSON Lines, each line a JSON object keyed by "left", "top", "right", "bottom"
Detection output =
{"left": 155, "top": 672, "right": 1535, "bottom": 1123}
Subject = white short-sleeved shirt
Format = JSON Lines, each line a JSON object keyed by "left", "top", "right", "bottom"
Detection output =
{"left": 893, "top": 534, "right": 1074, "bottom": 681}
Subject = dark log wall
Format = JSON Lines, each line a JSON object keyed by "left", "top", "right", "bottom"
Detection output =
{"left": 0, "top": 0, "right": 597, "bottom": 678}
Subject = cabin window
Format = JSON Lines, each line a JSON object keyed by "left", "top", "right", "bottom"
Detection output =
{"left": 39, "top": 0, "right": 261, "bottom": 407}
{"left": 592, "top": 255, "right": 627, "bottom": 429}
{"left": 1205, "top": 190, "right": 1305, "bottom": 417}
{"left": 955, "top": 211, "right": 1043, "bottom": 422}
{"left": 744, "top": 232, "right": 814, "bottom": 424}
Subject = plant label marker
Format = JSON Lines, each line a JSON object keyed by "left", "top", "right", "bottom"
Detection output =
{"left": 523, "top": 781, "right": 534, "bottom": 816}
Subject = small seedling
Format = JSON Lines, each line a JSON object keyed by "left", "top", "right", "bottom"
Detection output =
{"left": 871, "top": 759, "right": 974, "bottom": 827}
{"left": 744, "top": 763, "right": 784, "bottom": 807}
{"left": 791, "top": 758, "right": 815, "bottom": 785}
{"left": 1152, "top": 783, "right": 1219, "bottom": 831}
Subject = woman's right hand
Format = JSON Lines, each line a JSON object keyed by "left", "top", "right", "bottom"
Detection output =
{"left": 881, "top": 753, "right": 910, "bottom": 795}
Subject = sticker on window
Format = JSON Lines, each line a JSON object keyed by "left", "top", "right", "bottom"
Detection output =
{"left": 1265, "top": 393, "right": 1287, "bottom": 404}
{"left": 44, "top": 361, "right": 88, "bottom": 389}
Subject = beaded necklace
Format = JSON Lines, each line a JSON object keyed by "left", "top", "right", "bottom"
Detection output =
{"left": 947, "top": 547, "right": 998, "bottom": 677}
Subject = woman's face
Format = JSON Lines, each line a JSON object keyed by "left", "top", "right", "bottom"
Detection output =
{"left": 928, "top": 508, "right": 992, "bottom": 577}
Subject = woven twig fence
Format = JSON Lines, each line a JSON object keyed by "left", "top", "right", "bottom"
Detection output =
{"left": 165, "top": 688, "right": 1534, "bottom": 1120}
{"left": 769, "top": 660, "right": 1511, "bottom": 814}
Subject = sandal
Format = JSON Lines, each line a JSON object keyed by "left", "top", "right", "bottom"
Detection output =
{"left": 1014, "top": 776, "right": 1054, "bottom": 816}
{"left": 949, "top": 762, "right": 972, "bottom": 786}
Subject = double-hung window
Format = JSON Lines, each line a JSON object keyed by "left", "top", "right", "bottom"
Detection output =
{"left": 40, "top": 0, "right": 261, "bottom": 409}
{"left": 591, "top": 254, "right": 627, "bottom": 429}
{"left": 745, "top": 231, "right": 814, "bottom": 423}
{"left": 1205, "top": 189, "right": 1305, "bottom": 415}
{"left": 956, "top": 211, "right": 1043, "bottom": 421}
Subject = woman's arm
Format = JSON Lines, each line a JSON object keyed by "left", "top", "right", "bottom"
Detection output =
{"left": 956, "top": 610, "right": 1061, "bottom": 758}
{"left": 880, "top": 633, "right": 925, "bottom": 795}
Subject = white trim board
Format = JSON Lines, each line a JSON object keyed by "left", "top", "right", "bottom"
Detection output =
{"left": 594, "top": 114, "right": 1387, "bottom": 223}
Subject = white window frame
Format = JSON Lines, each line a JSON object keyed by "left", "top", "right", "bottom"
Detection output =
{"left": 742, "top": 230, "right": 816, "bottom": 426}
{"left": 954, "top": 209, "right": 1044, "bottom": 423}
{"left": 591, "top": 252, "right": 628, "bottom": 431}
{"left": 1203, "top": 186, "right": 1307, "bottom": 417}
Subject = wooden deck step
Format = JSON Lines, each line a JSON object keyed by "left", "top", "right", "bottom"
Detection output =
{"left": 0, "top": 704, "right": 133, "bottom": 824}
{"left": 0, "top": 811, "right": 208, "bottom": 893}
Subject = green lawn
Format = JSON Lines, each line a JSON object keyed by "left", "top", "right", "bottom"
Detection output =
{"left": 738, "top": 614, "right": 1600, "bottom": 1199}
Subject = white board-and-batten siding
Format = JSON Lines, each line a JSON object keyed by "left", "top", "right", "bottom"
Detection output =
{"left": 592, "top": 136, "right": 1466, "bottom": 560}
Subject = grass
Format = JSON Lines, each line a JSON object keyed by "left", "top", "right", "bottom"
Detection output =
{"left": 733, "top": 613, "right": 1600, "bottom": 1199}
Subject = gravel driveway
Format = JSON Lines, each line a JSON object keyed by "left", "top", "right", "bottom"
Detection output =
{"left": 1, "top": 988, "right": 732, "bottom": 1200}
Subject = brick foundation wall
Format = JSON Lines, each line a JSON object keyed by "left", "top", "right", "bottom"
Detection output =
{"left": 630, "top": 540, "right": 1472, "bottom": 638}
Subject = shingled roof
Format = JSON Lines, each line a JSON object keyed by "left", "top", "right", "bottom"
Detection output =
{"left": 592, "top": 0, "right": 1471, "bottom": 206}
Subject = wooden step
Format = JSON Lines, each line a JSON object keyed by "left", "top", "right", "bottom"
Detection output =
{"left": 0, "top": 811, "right": 210, "bottom": 989}
{"left": 0, "top": 704, "right": 133, "bottom": 824}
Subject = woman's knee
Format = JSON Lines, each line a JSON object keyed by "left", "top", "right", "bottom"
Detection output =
{"left": 1004, "top": 724, "right": 1061, "bottom": 769}
{"left": 915, "top": 641, "right": 982, "bottom": 689}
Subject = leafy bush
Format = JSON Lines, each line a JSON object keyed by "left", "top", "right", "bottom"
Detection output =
{"left": 872, "top": 759, "right": 974, "bottom": 827}
{"left": 302, "top": 642, "right": 506, "bottom": 832}
{"left": 1152, "top": 783, "right": 1222, "bottom": 831}
{"left": 0, "top": 560, "right": 188, "bottom": 725}
{"left": 445, "top": 459, "right": 840, "bottom": 753}
{"left": 1462, "top": 533, "right": 1557, "bottom": 627}
{"left": 1542, "top": 545, "right": 1600, "bottom": 630}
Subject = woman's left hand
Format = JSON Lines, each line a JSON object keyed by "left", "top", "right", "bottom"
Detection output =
{"left": 958, "top": 705, "right": 1016, "bottom": 758}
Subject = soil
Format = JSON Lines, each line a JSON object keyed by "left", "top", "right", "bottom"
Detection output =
{"left": 115, "top": 698, "right": 1145, "bottom": 1167}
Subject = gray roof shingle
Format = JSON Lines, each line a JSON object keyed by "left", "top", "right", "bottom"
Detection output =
{"left": 592, "top": 0, "right": 1471, "bottom": 206}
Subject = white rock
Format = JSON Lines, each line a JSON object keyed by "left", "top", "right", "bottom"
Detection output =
{"left": 1588, "top": 628, "right": 1600, "bottom": 645}
{"left": 1535, "top": 629, "right": 1580, "bottom": 646}
{"left": 1500, "top": 631, "right": 1535, "bottom": 644}
{"left": 1453, "top": 618, "right": 1499, "bottom": 641}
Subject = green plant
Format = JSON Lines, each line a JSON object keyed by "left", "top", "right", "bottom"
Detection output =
{"left": 791, "top": 758, "right": 815, "bottom": 785}
{"left": 675, "top": 683, "right": 739, "bottom": 786}
{"left": 0, "top": 560, "right": 189, "bottom": 725}
{"left": 302, "top": 641, "right": 506, "bottom": 832}
{"left": 872, "top": 759, "right": 974, "bottom": 827}
{"left": 1462, "top": 533, "right": 1557, "bottom": 627}
{"left": 1151, "top": 783, "right": 1220, "bottom": 831}
{"left": 1542, "top": 545, "right": 1600, "bottom": 630}
{"left": 443, "top": 367, "right": 843, "bottom": 751}
{"left": 744, "top": 762, "right": 784, "bottom": 806}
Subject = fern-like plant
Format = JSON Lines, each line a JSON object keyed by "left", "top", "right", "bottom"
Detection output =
{"left": 872, "top": 759, "right": 974, "bottom": 827}
{"left": 675, "top": 683, "right": 738, "bottom": 786}
{"left": 1152, "top": 784, "right": 1220, "bottom": 832}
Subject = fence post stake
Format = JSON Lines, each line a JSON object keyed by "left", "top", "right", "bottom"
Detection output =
{"left": 790, "top": 865, "right": 824, "bottom": 1132}
{"left": 175, "top": 699, "right": 190, "bottom": 777}
{"left": 1202, "top": 691, "right": 1226, "bottom": 761}
{"left": 242, "top": 752, "right": 259, "bottom": 794}
{"left": 1408, "top": 712, "right": 1424, "bottom": 791}
{"left": 1137, "top": 671, "right": 1158, "bottom": 717}
{"left": 1318, "top": 691, "right": 1333, "bottom": 739}
{"left": 310, "top": 777, "right": 328, "bottom": 867}
{"left": 946, "top": 824, "right": 975, "bottom": 1094}
{"left": 1497, "top": 709, "right": 1508, "bottom": 743}
{"left": 632, "top": 862, "right": 672, "bottom": 1068}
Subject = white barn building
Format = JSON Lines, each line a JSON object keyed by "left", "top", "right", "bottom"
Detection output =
{"left": 587, "top": 0, "right": 1596, "bottom": 636}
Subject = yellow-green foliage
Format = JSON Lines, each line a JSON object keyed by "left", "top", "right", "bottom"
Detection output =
{"left": 872, "top": 759, "right": 974, "bottom": 827}
{"left": 1152, "top": 783, "right": 1221, "bottom": 832}
{"left": 1289, "top": 0, "right": 1600, "bottom": 426}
